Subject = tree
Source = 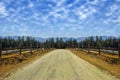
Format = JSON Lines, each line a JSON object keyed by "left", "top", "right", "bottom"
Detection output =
{"left": 96, "top": 36, "right": 101, "bottom": 48}
{"left": 0, "top": 38, "right": 2, "bottom": 58}
{"left": 89, "top": 36, "right": 94, "bottom": 47}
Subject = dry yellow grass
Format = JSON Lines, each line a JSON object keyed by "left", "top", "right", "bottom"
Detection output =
{"left": 69, "top": 49, "right": 120, "bottom": 79}
{"left": 0, "top": 49, "right": 54, "bottom": 80}
{"left": 2, "top": 50, "right": 37, "bottom": 59}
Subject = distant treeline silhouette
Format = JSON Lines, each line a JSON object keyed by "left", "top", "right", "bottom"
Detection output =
{"left": 0, "top": 36, "right": 120, "bottom": 49}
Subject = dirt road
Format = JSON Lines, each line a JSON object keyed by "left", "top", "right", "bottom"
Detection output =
{"left": 4, "top": 49, "right": 118, "bottom": 80}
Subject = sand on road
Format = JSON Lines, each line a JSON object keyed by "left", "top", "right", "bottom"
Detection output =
{"left": 4, "top": 49, "right": 118, "bottom": 80}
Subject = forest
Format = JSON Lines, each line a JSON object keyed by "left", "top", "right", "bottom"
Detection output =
{"left": 0, "top": 36, "right": 120, "bottom": 49}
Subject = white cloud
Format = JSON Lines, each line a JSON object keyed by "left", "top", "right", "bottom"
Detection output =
{"left": 87, "top": 0, "right": 99, "bottom": 5}
{"left": 113, "top": 16, "right": 120, "bottom": 23}
{"left": 56, "top": 0, "right": 65, "bottom": 7}
{"left": 106, "top": 4, "right": 120, "bottom": 16}
{"left": 116, "top": 0, "right": 120, "bottom": 2}
{"left": 103, "top": 16, "right": 120, "bottom": 24}
{"left": 67, "top": 18, "right": 77, "bottom": 23}
{"left": 44, "top": 1, "right": 69, "bottom": 21}
{"left": 32, "top": 13, "right": 40, "bottom": 20}
{"left": 45, "top": 1, "right": 97, "bottom": 23}
{"left": 0, "top": 2, "right": 8, "bottom": 16}
{"left": 73, "top": 5, "right": 96, "bottom": 20}
{"left": 60, "top": 27, "right": 65, "bottom": 31}
{"left": 103, "top": 19, "right": 111, "bottom": 24}
{"left": 48, "top": 4, "right": 53, "bottom": 7}
{"left": 9, "top": 8, "right": 16, "bottom": 12}
{"left": 105, "top": 4, "right": 120, "bottom": 23}
{"left": 67, "top": 0, "right": 79, "bottom": 7}
{"left": 34, "top": 0, "right": 96, "bottom": 24}
{"left": 28, "top": 2, "right": 34, "bottom": 8}
{"left": 71, "top": 26, "right": 82, "bottom": 31}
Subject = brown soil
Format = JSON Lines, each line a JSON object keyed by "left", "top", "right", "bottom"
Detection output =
{"left": 69, "top": 49, "right": 120, "bottom": 79}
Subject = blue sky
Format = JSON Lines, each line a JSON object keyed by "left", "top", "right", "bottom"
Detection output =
{"left": 0, "top": 0, "right": 120, "bottom": 38}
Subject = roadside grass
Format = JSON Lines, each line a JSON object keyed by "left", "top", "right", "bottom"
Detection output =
{"left": 0, "top": 49, "right": 54, "bottom": 80}
{"left": 69, "top": 49, "right": 120, "bottom": 79}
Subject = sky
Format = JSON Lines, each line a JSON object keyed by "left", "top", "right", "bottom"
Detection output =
{"left": 0, "top": 0, "right": 120, "bottom": 38}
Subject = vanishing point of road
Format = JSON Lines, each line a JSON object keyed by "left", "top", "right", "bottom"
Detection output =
{"left": 4, "top": 49, "right": 118, "bottom": 80}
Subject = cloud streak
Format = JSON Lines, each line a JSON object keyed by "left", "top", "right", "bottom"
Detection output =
{"left": 0, "top": 2, "right": 8, "bottom": 16}
{"left": 0, "top": 0, "right": 120, "bottom": 37}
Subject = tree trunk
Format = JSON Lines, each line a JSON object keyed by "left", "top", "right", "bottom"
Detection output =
{"left": 19, "top": 41, "right": 22, "bottom": 55}
{"left": 19, "top": 48, "right": 22, "bottom": 55}
{"left": 30, "top": 43, "right": 32, "bottom": 54}
{"left": 37, "top": 43, "right": 38, "bottom": 51}
{"left": 118, "top": 43, "right": 120, "bottom": 63}
{"left": 82, "top": 42, "right": 83, "bottom": 49}
{"left": 98, "top": 47, "right": 101, "bottom": 55}
{"left": 78, "top": 43, "right": 79, "bottom": 50}
{"left": 0, "top": 43, "right": 2, "bottom": 59}
{"left": 88, "top": 44, "right": 90, "bottom": 53}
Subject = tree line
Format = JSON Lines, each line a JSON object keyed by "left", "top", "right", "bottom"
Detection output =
{"left": 81, "top": 36, "right": 120, "bottom": 48}
{"left": 0, "top": 36, "right": 120, "bottom": 49}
